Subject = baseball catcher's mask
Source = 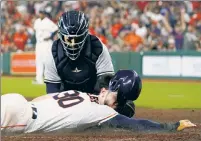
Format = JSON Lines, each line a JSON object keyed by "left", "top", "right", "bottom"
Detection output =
{"left": 58, "top": 10, "right": 89, "bottom": 60}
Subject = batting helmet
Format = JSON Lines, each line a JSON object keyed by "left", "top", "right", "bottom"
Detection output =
{"left": 109, "top": 70, "right": 142, "bottom": 105}
{"left": 58, "top": 10, "right": 89, "bottom": 60}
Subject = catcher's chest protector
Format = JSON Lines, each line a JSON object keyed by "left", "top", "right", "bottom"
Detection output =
{"left": 52, "top": 35, "right": 103, "bottom": 93}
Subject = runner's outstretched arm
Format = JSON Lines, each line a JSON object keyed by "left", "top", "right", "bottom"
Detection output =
{"left": 101, "top": 114, "right": 196, "bottom": 132}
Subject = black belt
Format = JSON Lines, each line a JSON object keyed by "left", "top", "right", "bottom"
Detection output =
{"left": 31, "top": 104, "right": 38, "bottom": 119}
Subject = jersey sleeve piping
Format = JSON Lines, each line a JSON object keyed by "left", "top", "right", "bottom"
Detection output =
{"left": 97, "top": 71, "right": 115, "bottom": 76}
{"left": 98, "top": 113, "right": 118, "bottom": 126}
{"left": 44, "top": 79, "right": 61, "bottom": 83}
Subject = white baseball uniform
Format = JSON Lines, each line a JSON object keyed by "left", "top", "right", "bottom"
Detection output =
{"left": 33, "top": 17, "right": 58, "bottom": 84}
{"left": 1, "top": 91, "right": 118, "bottom": 136}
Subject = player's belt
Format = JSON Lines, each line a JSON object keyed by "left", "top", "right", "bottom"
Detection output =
{"left": 31, "top": 104, "right": 38, "bottom": 119}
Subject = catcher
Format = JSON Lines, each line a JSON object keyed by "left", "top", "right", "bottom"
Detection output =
{"left": 1, "top": 70, "right": 196, "bottom": 136}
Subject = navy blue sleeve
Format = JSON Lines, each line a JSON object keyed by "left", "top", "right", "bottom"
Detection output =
{"left": 46, "top": 82, "right": 61, "bottom": 94}
{"left": 101, "top": 114, "right": 178, "bottom": 132}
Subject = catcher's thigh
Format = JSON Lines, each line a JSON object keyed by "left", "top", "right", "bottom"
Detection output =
{"left": 1, "top": 93, "right": 32, "bottom": 136}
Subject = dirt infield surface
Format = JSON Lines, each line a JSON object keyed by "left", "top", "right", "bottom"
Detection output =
{"left": 2, "top": 107, "right": 201, "bottom": 141}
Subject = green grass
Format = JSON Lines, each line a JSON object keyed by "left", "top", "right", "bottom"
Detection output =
{"left": 1, "top": 77, "right": 46, "bottom": 97}
{"left": 1, "top": 77, "right": 201, "bottom": 109}
{"left": 136, "top": 81, "right": 201, "bottom": 109}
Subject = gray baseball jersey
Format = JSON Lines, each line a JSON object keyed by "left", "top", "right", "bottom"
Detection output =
{"left": 44, "top": 38, "right": 114, "bottom": 83}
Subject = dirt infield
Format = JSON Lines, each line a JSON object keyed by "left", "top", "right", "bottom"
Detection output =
{"left": 2, "top": 108, "right": 201, "bottom": 141}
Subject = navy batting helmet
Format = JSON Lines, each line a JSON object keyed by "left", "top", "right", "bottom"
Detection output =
{"left": 58, "top": 10, "right": 89, "bottom": 60}
{"left": 109, "top": 70, "right": 142, "bottom": 105}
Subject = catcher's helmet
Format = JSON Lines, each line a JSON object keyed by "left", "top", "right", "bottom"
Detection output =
{"left": 58, "top": 10, "right": 89, "bottom": 60}
{"left": 109, "top": 70, "right": 142, "bottom": 105}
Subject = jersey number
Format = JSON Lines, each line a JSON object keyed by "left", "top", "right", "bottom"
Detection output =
{"left": 53, "top": 91, "right": 84, "bottom": 108}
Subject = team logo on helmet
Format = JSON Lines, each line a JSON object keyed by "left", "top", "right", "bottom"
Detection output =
{"left": 64, "top": 35, "right": 75, "bottom": 47}
{"left": 109, "top": 70, "right": 142, "bottom": 101}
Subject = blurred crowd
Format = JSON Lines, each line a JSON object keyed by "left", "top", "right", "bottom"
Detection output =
{"left": 1, "top": 1, "right": 201, "bottom": 53}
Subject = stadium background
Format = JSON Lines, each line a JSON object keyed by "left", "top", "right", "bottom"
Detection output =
{"left": 1, "top": 1, "right": 201, "bottom": 141}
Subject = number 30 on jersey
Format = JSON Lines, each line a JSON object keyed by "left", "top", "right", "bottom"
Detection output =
{"left": 52, "top": 91, "right": 84, "bottom": 108}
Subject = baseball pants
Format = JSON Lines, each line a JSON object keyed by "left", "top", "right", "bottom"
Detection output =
{"left": 1, "top": 94, "right": 33, "bottom": 136}
{"left": 35, "top": 40, "right": 53, "bottom": 83}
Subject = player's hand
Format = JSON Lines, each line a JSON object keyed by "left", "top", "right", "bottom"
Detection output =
{"left": 177, "top": 120, "right": 196, "bottom": 131}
